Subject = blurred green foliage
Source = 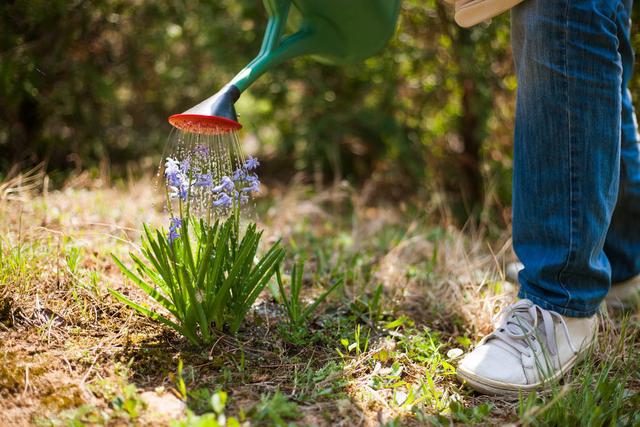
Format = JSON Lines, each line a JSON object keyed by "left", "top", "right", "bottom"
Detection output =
{"left": 2, "top": 0, "right": 639, "bottom": 214}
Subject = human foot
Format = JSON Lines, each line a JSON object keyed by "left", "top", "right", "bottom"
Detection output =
{"left": 457, "top": 299, "right": 597, "bottom": 396}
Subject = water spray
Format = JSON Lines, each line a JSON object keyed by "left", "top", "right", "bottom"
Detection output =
{"left": 163, "top": 0, "right": 401, "bottom": 219}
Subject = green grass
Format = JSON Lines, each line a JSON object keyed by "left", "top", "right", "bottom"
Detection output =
{"left": 275, "top": 258, "right": 343, "bottom": 343}
{"left": 518, "top": 317, "right": 640, "bottom": 426}
{"left": 0, "top": 177, "right": 638, "bottom": 426}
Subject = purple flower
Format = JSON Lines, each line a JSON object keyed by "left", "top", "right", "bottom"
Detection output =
{"left": 180, "top": 158, "right": 191, "bottom": 174}
{"left": 165, "top": 158, "right": 184, "bottom": 187}
{"left": 168, "top": 217, "right": 182, "bottom": 244}
{"left": 235, "top": 191, "right": 249, "bottom": 205}
{"left": 212, "top": 176, "right": 234, "bottom": 194}
{"left": 194, "top": 145, "right": 209, "bottom": 156}
{"left": 166, "top": 173, "right": 182, "bottom": 188}
{"left": 168, "top": 182, "right": 189, "bottom": 201}
{"left": 194, "top": 173, "right": 213, "bottom": 187}
{"left": 165, "top": 158, "right": 181, "bottom": 175}
{"left": 212, "top": 192, "right": 233, "bottom": 208}
{"left": 244, "top": 156, "right": 260, "bottom": 171}
{"left": 178, "top": 185, "right": 188, "bottom": 200}
{"left": 165, "top": 157, "right": 190, "bottom": 199}
{"left": 232, "top": 168, "right": 246, "bottom": 182}
{"left": 241, "top": 174, "right": 260, "bottom": 193}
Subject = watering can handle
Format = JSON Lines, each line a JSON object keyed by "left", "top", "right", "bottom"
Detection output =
{"left": 259, "top": 0, "right": 291, "bottom": 55}
{"left": 230, "top": 0, "right": 315, "bottom": 92}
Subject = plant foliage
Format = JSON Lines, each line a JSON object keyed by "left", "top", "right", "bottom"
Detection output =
{"left": 110, "top": 215, "right": 285, "bottom": 345}
{"left": 275, "top": 258, "right": 342, "bottom": 330}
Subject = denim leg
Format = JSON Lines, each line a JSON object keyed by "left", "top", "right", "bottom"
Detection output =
{"left": 511, "top": 0, "right": 623, "bottom": 317}
{"left": 603, "top": 0, "right": 640, "bottom": 284}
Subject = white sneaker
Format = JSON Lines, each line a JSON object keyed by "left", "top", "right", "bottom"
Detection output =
{"left": 457, "top": 299, "right": 597, "bottom": 395}
{"left": 505, "top": 262, "right": 640, "bottom": 309}
{"left": 505, "top": 261, "right": 524, "bottom": 284}
{"left": 443, "top": 0, "right": 526, "bottom": 28}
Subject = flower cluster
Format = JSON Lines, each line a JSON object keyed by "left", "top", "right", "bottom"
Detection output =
{"left": 164, "top": 158, "right": 190, "bottom": 201}
{"left": 168, "top": 217, "right": 182, "bottom": 244}
{"left": 164, "top": 156, "right": 261, "bottom": 206}
{"left": 164, "top": 155, "right": 261, "bottom": 242}
{"left": 211, "top": 157, "right": 261, "bottom": 209}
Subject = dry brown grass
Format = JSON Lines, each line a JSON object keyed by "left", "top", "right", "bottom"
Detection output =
{"left": 0, "top": 172, "right": 638, "bottom": 426}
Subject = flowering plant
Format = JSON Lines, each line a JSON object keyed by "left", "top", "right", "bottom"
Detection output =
{"left": 110, "top": 154, "right": 284, "bottom": 345}
{"left": 163, "top": 153, "right": 261, "bottom": 221}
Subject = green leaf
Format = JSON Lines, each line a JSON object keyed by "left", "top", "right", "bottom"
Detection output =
{"left": 231, "top": 248, "right": 285, "bottom": 333}
{"left": 300, "top": 278, "right": 342, "bottom": 323}
{"left": 112, "top": 254, "right": 177, "bottom": 316}
{"left": 212, "top": 232, "right": 258, "bottom": 330}
{"left": 276, "top": 268, "right": 295, "bottom": 323}
{"left": 108, "top": 288, "right": 199, "bottom": 346}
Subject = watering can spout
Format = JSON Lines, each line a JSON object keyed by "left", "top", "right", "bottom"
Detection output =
{"left": 168, "top": 85, "right": 242, "bottom": 135}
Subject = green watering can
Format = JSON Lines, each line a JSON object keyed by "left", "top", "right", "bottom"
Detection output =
{"left": 169, "top": 0, "right": 401, "bottom": 135}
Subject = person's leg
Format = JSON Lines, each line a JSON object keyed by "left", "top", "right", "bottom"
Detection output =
{"left": 604, "top": 0, "right": 640, "bottom": 285}
{"left": 457, "top": 0, "right": 624, "bottom": 395}
{"left": 511, "top": 0, "right": 623, "bottom": 317}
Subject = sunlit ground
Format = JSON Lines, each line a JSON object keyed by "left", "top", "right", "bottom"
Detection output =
{"left": 1, "top": 166, "right": 638, "bottom": 426}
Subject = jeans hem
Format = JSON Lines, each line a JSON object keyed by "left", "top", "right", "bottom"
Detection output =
{"left": 612, "top": 271, "right": 640, "bottom": 285}
{"left": 517, "top": 289, "right": 599, "bottom": 318}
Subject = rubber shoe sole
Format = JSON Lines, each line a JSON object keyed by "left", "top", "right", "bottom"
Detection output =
{"left": 456, "top": 351, "right": 579, "bottom": 396}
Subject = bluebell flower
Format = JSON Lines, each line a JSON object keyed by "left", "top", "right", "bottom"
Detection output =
{"left": 168, "top": 182, "right": 189, "bottom": 201}
{"left": 242, "top": 174, "right": 260, "bottom": 193}
{"left": 244, "top": 156, "right": 260, "bottom": 171}
{"left": 165, "top": 158, "right": 181, "bottom": 175}
{"left": 235, "top": 191, "right": 249, "bottom": 205}
{"left": 194, "top": 173, "right": 213, "bottom": 187}
{"left": 165, "top": 157, "right": 190, "bottom": 200}
{"left": 212, "top": 192, "right": 233, "bottom": 208}
{"left": 166, "top": 173, "right": 182, "bottom": 188}
{"left": 180, "top": 158, "right": 191, "bottom": 174}
{"left": 212, "top": 176, "right": 235, "bottom": 194}
{"left": 165, "top": 158, "right": 184, "bottom": 187}
{"left": 178, "top": 185, "right": 188, "bottom": 200}
{"left": 168, "top": 217, "right": 182, "bottom": 244}
{"left": 232, "top": 168, "right": 246, "bottom": 182}
{"left": 194, "top": 145, "right": 209, "bottom": 156}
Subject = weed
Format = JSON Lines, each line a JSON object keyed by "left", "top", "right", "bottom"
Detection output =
{"left": 421, "top": 401, "right": 493, "bottom": 425}
{"left": 292, "top": 360, "right": 346, "bottom": 401}
{"left": 275, "top": 258, "right": 342, "bottom": 334}
{"left": 65, "top": 245, "right": 83, "bottom": 275}
{"left": 347, "top": 283, "right": 386, "bottom": 327}
{"left": 176, "top": 359, "right": 189, "bottom": 401}
{"left": 111, "top": 383, "right": 146, "bottom": 419}
{"left": 173, "top": 390, "right": 241, "bottom": 427}
{"left": 249, "top": 390, "right": 301, "bottom": 426}
{"left": 35, "top": 404, "right": 109, "bottom": 426}
{"left": 338, "top": 323, "right": 371, "bottom": 357}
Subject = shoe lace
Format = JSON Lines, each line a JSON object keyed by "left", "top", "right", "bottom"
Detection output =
{"left": 487, "top": 300, "right": 577, "bottom": 358}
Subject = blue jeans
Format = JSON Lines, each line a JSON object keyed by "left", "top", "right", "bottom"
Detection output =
{"left": 511, "top": 0, "right": 640, "bottom": 317}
